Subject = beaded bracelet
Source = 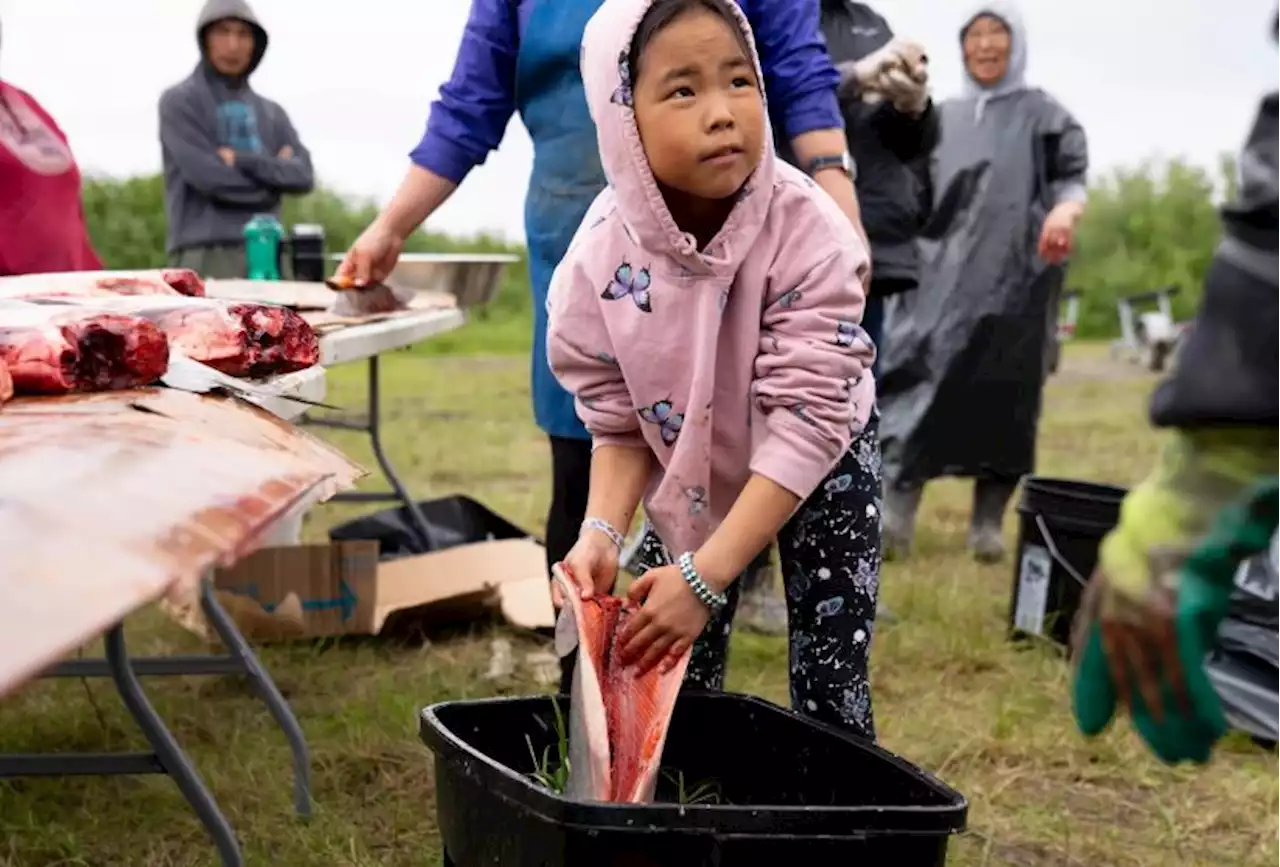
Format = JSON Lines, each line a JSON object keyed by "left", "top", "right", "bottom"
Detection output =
{"left": 581, "top": 517, "right": 626, "bottom": 550}
{"left": 678, "top": 552, "right": 729, "bottom": 613}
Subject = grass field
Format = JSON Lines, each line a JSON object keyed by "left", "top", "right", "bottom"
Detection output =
{"left": 1, "top": 344, "right": 1275, "bottom": 867}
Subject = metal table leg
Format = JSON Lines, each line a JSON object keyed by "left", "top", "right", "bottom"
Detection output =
{"left": 303, "top": 354, "right": 438, "bottom": 552}
{"left": 104, "top": 624, "right": 244, "bottom": 866}
{"left": 0, "top": 624, "right": 244, "bottom": 867}
{"left": 199, "top": 580, "right": 313, "bottom": 819}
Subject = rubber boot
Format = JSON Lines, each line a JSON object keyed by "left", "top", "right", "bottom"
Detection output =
{"left": 735, "top": 545, "right": 788, "bottom": 636}
{"left": 969, "top": 478, "right": 1017, "bottom": 563}
{"left": 883, "top": 484, "right": 923, "bottom": 561}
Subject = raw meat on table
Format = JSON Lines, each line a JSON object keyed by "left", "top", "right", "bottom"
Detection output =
{"left": 553, "top": 564, "right": 692, "bottom": 803}
{"left": 157, "top": 269, "right": 206, "bottom": 297}
{"left": 0, "top": 269, "right": 205, "bottom": 300}
{"left": 231, "top": 302, "right": 320, "bottom": 375}
{"left": 0, "top": 302, "right": 169, "bottom": 395}
{"left": 33, "top": 296, "right": 319, "bottom": 377}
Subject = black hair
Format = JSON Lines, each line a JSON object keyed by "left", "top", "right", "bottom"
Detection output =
{"left": 627, "top": 0, "right": 753, "bottom": 83}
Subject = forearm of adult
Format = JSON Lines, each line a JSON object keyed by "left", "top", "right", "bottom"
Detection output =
{"left": 374, "top": 164, "right": 460, "bottom": 240}
{"left": 790, "top": 128, "right": 867, "bottom": 241}
{"left": 583, "top": 444, "right": 653, "bottom": 537}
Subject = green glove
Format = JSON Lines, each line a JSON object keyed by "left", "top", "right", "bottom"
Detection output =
{"left": 1073, "top": 475, "right": 1278, "bottom": 764}
{"left": 1074, "top": 577, "right": 1227, "bottom": 764}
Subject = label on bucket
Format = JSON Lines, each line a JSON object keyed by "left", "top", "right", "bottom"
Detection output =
{"left": 1014, "top": 544, "right": 1053, "bottom": 635}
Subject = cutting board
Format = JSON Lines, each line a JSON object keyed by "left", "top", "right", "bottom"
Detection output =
{"left": 202, "top": 279, "right": 337, "bottom": 309}
{"left": 204, "top": 280, "right": 459, "bottom": 316}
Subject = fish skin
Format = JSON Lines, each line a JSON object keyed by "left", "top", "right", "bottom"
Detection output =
{"left": 556, "top": 566, "right": 613, "bottom": 801}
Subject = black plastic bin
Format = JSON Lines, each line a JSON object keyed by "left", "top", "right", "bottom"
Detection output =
{"left": 1009, "top": 477, "right": 1126, "bottom": 648}
{"left": 420, "top": 692, "right": 968, "bottom": 867}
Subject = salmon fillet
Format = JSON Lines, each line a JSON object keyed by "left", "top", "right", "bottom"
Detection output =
{"left": 553, "top": 564, "right": 692, "bottom": 803}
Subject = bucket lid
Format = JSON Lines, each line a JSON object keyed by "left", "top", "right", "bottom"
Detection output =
{"left": 291, "top": 223, "right": 325, "bottom": 237}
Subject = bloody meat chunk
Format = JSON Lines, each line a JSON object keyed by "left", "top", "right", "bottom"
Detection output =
{"left": 230, "top": 303, "right": 320, "bottom": 376}
{"left": 158, "top": 269, "right": 206, "bottom": 297}
{"left": 0, "top": 305, "right": 169, "bottom": 395}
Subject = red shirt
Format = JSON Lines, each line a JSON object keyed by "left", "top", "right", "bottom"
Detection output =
{"left": 0, "top": 81, "right": 102, "bottom": 276}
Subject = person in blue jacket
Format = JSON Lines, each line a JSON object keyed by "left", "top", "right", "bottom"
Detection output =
{"left": 338, "top": 0, "right": 869, "bottom": 686}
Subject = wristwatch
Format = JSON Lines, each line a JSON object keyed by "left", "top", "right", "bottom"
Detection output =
{"left": 807, "top": 152, "right": 856, "bottom": 183}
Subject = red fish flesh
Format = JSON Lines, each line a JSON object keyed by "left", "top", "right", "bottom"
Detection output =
{"left": 553, "top": 564, "right": 691, "bottom": 803}
{"left": 0, "top": 302, "right": 169, "bottom": 395}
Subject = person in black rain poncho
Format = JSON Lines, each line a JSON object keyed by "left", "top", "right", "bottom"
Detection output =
{"left": 877, "top": 1, "right": 1088, "bottom": 562}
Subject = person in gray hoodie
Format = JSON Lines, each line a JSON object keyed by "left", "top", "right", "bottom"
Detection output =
{"left": 158, "top": 0, "right": 313, "bottom": 278}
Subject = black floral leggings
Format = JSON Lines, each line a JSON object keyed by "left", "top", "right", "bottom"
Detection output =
{"left": 629, "top": 412, "right": 882, "bottom": 739}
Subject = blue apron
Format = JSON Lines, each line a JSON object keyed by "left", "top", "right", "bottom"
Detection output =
{"left": 515, "top": 0, "right": 608, "bottom": 441}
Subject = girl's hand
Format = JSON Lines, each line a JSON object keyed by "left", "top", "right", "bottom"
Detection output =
{"left": 618, "top": 565, "right": 711, "bottom": 675}
{"left": 552, "top": 531, "right": 620, "bottom": 607}
{"left": 1038, "top": 202, "right": 1083, "bottom": 265}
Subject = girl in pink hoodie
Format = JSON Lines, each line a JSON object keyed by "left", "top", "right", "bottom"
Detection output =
{"left": 547, "top": 0, "right": 882, "bottom": 737}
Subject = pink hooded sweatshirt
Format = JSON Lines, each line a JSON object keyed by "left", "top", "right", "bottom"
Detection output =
{"left": 546, "top": 0, "right": 876, "bottom": 559}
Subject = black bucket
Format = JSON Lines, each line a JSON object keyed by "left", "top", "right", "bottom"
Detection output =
{"left": 1009, "top": 477, "right": 1127, "bottom": 648}
{"left": 421, "top": 692, "right": 968, "bottom": 866}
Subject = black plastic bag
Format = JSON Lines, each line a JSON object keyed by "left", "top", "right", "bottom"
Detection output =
{"left": 1226, "top": 533, "right": 1279, "bottom": 630}
{"left": 1210, "top": 533, "right": 1279, "bottom": 744}
{"left": 329, "top": 495, "right": 536, "bottom": 560}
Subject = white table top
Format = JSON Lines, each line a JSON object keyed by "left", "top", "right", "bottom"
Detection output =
{"left": 327, "top": 252, "right": 521, "bottom": 264}
{"left": 317, "top": 308, "right": 465, "bottom": 367}
{"left": 243, "top": 365, "right": 328, "bottom": 422}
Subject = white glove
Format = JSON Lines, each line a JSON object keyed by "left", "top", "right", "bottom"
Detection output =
{"left": 875, "top": 64, "right": 930, "bottom": 116}
{"left": 836, "top": 41, "right": 903, "bottom": 100}
{"left": 838, "top": 39, "right": 930, "bottom": 112}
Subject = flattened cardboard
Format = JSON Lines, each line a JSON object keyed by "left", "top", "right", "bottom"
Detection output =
{"left": 372, "top": 538, "right": 555, "bottom": 633}
{"left": 211, "top": 537, "right": 555, "bottom": 642}
{"left": 212, "top": 541, "right": 380, "bottom": 638}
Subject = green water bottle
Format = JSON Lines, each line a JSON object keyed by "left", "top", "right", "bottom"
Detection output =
{"left": 243, "top": 214, "right": 285, "bottom": 281}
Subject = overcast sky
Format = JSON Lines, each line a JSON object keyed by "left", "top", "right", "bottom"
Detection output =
{"left": 1, "top": 0, "right": 1276, "bottom": 242}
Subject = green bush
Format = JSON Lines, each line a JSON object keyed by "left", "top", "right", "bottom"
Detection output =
{"left": 1067, "top": 156, "right": 1233, "bottom": 338}
{"left": 81, "top": 153, "right": 1235, "bottom": 350}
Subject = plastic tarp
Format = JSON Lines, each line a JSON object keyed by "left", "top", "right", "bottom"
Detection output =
{"left": 1209, "top": 532, "right": 1279, "bottom": 742}
{"left": 878, "top": 89, "right": 1087, "bottom": 486}
{"left": 0, "top": 388, "right": 365, "bottom": 697}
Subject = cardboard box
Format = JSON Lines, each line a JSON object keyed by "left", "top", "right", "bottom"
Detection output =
{"left": 211, "top": 537, "right": 556, "bottom": 641}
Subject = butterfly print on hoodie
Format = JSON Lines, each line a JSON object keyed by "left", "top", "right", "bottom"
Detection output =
{"left": 601, "top": 261, "right": 653, "bottom": 312}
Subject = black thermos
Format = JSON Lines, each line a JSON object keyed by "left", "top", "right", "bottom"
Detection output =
{"left": 290, "top": 223, "right": 327, "bottom": 282}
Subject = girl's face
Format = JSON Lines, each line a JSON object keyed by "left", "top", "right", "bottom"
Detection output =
{"left": 962, "top": 14, "right": 1011, "bottom": 87}
{"left": 631, "top": 7, "right": 764, "bottom": 205}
